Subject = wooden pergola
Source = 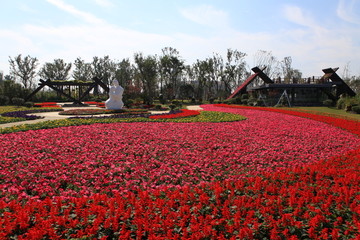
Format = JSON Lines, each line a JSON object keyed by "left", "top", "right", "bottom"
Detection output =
{"left": 26, "top": 77, "right": 109, "bottom": 105}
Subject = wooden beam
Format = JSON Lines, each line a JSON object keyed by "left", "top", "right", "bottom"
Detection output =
{"left": 25, "top": 79, "right": 49, "bottom": 101}
{"left": 39, "top": 79, "right": 82, "bottom": 104}
{"left": 322, "top": 67, "right": 356, "bottom": 97}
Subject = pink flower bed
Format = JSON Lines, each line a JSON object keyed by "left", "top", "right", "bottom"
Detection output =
{"left": 0, "top": 106, "right": 358, "bottom": 201}
{"left": 1, "top": 105, "right": 360, "bottom": 238}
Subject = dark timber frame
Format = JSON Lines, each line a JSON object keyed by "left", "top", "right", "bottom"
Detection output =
{"left": 228, "top": 67, "right": 356, "bottom": 106}
{"left": 26, "top": 77, "right": 109, "bottom": 104}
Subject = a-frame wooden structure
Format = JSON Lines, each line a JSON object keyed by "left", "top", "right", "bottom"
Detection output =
{"left": 322, "top": 67, "right": 356, "bottom": 97}
{"left": 26, "top": 77, "right": 109, "bottom": 105}
{"left": 227, "top": 66, "right": 356, "bottom": 106}
{"left": 227, "top": 67, "right": 273, "bottom": 100}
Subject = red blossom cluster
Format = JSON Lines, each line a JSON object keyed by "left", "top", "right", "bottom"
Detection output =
{"left": 149, "top": 109, "right": 200, "bottom": 119}
{"left": 213, "top": 104, "right": 360, "bottom": 135}
{"left": 34, "top": 102, "right": 60, "bottom": 108}
{"left": 0, "top": 105, "right": 360, "bottom": 239}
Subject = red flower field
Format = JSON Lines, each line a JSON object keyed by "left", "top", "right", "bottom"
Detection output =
{"left": 0, "top": 104, "right": 360, "bottom": 239}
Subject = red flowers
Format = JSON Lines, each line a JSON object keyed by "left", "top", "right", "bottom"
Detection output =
{"left": 149, "top": 109, "right": 200, "bottom": 119}
{"left": 34, "top": 102, "right": 60, "bottom": 108}
{"left": 0, "top": 104, "right": 360, "bottom": 238}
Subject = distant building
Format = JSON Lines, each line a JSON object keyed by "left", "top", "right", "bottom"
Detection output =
{"left": 227, "top": 67, "right": 356, "bottom": 107}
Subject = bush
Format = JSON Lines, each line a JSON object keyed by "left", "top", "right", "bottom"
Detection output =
{"left": 124, "top": 99, "right": 134, "bottom": 108}
{"left": 169, "top": 104, "right": 176, "bottom": 110}
{"left": 24, "top": 102, "right": 34, "bottom": 108}
{"left": 155, "top": 105, "right": 162, "bottom": 110}
{"left": 0, "top": 95, "right": 10, "bottom": 105}
{"left": 241, "top": 94, "right": 249, "bottom": 100}
{"left": 159, "top": 95, "right": 166, "bottom": 105}
{"left": 11, "top": 97, "right": 25, "bottom": 106}
{"left": 223, "top": 97, "right": 241, "bottom": 105}
{"left": 171, "top": 100, "right": 182, "bottom": 108}
{"left": 352, "top": 105, "right": 360, "bottom": 114}
{"left": 247, "top": 97, "right": 258, "bottom": 106}
{"left": 336, "top": 98, "right": 346, "bottom": 109}
{"left": 323, "top": 99, "right": 334, "bottom": 107}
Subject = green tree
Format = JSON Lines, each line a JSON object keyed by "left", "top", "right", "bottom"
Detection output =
{"left": 72, "top": 57, "right": 93, "bottom": 81}
{"left": 9, "top": 54, "right": 39, "bottom": 89}
{"left": 91, "top": 56, "right": 117, "bottom": 94}
{"left": 91, "top": 56, "right": 116, "bottom": 86}
{"left": 253, "top": 50, "right": 280, "bottom": 79}
{"left": 346, "top": 76, "right": 360, "bottom": 94}
{"left": 134, "top": 53, "right": 158, "bottom": 104}
{"left": 115, "top": 58, "right": 138, "bottom": 98}
{"left": 192, "top": 59, "right": 210, "bottom": 100}
{"left": 115, "top": 58, "right": 133, "bottom": 87}
{"left": 39, "top": 58, "right": 72, "bottom": 80}
{"left": 223, "top": 49, "right": 247, "bottom": 96}
{"left": 158, "top": 47, "right": 185, "bottom": 99}
{"left": 0, "top": 78, "right": 25, "bottom": 100}
{"left": 280, "top": 56, "right": 302, "bottom": 83}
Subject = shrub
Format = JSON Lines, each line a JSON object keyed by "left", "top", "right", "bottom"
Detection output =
{"left": 124, "top": 99, "right": 134, "bottom": 108}
{"left": 223, "top": 97, "right": 241, "bottom": 105}
{"left": 155, "top": 105, "right": 162, "bottom": 110}
{"left": 336, "top": 98, "right": 346, "bottom": 109}
{"left": 24, "top": 102, "right": 34, "bottom": 108}
{"left": 169, "top": 104, "right": 176, "bottom": 110}
{"left": 247, "top": 97, "right": 258, "bottom": 106}
{"left": 241, "top": 94, "right": 249, "bottom": 100}
{"left": 0, "top": 95, "right": 9, "bottom": 105}
{"left": 352, "top": 105, "right": 360, "bottom": 114}
{"left": 159, "top": 95, "right": 166, "bottom": 104}
{"left": 11, "top": 97, "right": 25, "bottom": 106}
{"left": 323, "top": 99, "right": 334, "bottom": 107}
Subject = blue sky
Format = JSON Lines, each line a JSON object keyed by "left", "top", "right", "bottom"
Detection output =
{"left": 1, "top": 0, "right": 360, "bottom": 77}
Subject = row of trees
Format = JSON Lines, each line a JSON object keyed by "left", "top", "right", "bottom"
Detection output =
{"left": 1, "top": 47, "right": 359, "bottom": 103}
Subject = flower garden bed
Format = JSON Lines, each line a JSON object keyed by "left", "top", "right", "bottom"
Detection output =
{"left": 0, "top": 108, "right": 64, "bottom": 121}
{"left": 0, "top": 105, "right": 359, "bottom": 238}
{"left": 34, "top": 102, "right": 61, "bottom": 108}
{"left": 149, "top": 109, "right": 200, "bottom": 119}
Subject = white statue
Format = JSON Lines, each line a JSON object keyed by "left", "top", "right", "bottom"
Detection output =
{"left": 105, "top": 80, "right": 124, "bottom": 110}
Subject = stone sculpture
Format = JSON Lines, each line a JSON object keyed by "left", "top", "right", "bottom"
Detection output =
{"left": 105, "top": 80, "right": 124, "bottom": 110}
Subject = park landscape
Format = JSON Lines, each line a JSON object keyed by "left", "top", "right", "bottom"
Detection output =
{"left": 2, "top": 0, "right": 360, "bottom": 238}
{"left": 0, "top": 102, "right": 360, "bottom": 239}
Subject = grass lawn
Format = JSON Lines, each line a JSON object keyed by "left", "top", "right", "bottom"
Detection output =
{"left": 283, "top": 106, "right": 360, "bottom": 120}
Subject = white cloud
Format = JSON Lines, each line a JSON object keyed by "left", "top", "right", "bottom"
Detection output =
{"left": 1, "top": 2, "right": 360, "bottom": 78}
{"left": 283, "top": 5, "right": 326, "bottom": 34}
{"left": 337, "top": 0, "right": 360, "bottom": 24}
{"left": 46, "top": 0, "right": 104, "bottom": 24}
{"left": 180, "top": 5, "right": 229, "bottom": 28}
{"left": 18, "top": 23, "right": 172, "bottom": 64}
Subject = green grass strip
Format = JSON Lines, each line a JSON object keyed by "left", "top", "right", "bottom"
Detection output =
{"left": 0, "top": 111, "right": 246, "bottom": 134}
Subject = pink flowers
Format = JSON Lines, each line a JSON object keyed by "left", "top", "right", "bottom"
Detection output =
{"left": 0, "top": 106, "right": 358, "bottom": 201}
{"left": 1, "top": 104, "right": 360, "bottom": 238}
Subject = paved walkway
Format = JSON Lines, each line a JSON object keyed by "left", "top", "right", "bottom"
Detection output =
{"left": 0, "top": 105, "right": 204, "bottom": 129}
